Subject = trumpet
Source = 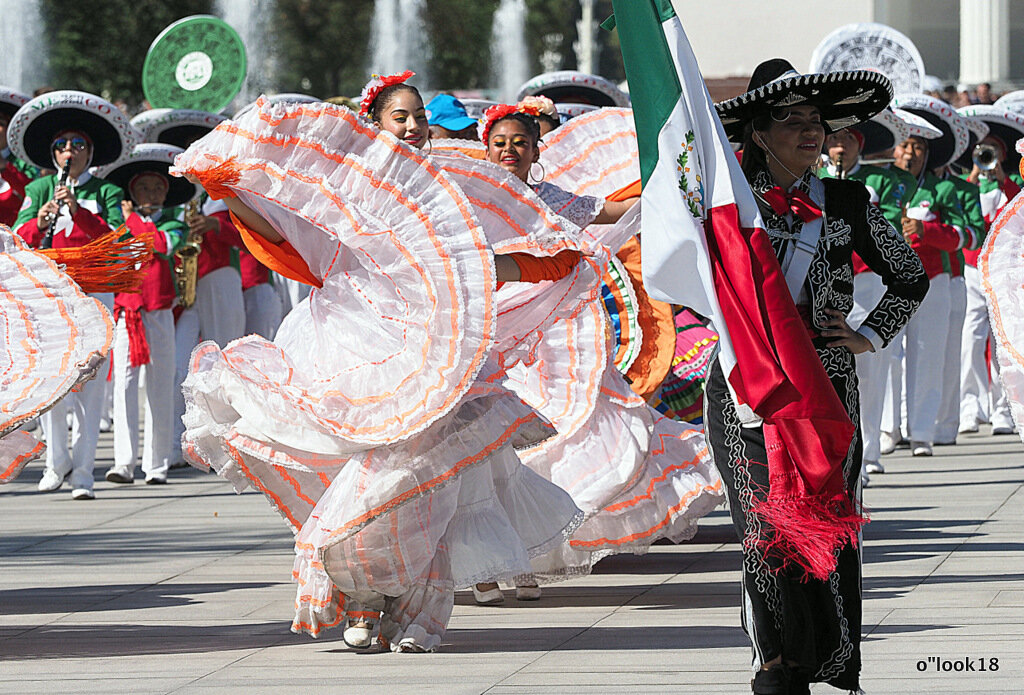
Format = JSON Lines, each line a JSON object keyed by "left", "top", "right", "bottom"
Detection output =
{"left": 174, "top": 198, "right": 202, "bottom": 309}
{"left": 40, "top": 165, "right": 73, "bottom": 250}
{"left": 973, "top": 143, "right": 999, "bottom": 177}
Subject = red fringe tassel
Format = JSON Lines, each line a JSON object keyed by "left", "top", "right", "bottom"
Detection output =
{"left": 40, "top": 225, "right": 154, "bottom": 294}
{"left": 747, "top": 493, "right": 868, "bottom": 582}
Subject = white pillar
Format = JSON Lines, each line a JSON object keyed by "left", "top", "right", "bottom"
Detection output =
{"left": 576, "top": 0, "right": 597, "bottom": 75}
{"left": 960, "top": 0, "right": 1010, "bottom": 84}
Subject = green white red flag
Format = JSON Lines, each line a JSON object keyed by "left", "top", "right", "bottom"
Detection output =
{"left": 608, "top": 0, "right": 861, "bottom": 579}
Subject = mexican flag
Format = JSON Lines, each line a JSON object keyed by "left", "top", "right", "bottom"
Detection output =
{"left": 608, "top": 0, "right": 860, "bottom": 580}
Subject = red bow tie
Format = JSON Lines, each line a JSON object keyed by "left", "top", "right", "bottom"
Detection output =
{"left": 762, "top": 186, "right": 823, "bottom": 223}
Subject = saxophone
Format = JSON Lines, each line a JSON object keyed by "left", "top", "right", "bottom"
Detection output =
{"left": 174, "top": 198, "right": 202, "bottom": 309}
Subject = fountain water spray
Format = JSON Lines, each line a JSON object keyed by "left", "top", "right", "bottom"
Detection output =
{"left": 216, "top": 0, "right": 278, "bottom": 107}
{"left": 0, "top": 0, "right": 48, "bottom": 92}
{"left": 369, "top": 0, "right": 430, "bottom": 88}
{"left": 490, "top": 0, "right": 528, "bottom": 103}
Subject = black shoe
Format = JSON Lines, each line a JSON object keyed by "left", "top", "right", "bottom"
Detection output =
{"left": 751, "top": 664, "right": 790, "bottom": 694}
{"left": 787, "top": 670, "right": 811, "bottom": 695}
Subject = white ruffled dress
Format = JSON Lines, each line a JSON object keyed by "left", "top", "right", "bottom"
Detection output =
{"left": 172, "top": 98, "right": 594, "bottom": 650}
{"left": 500, "top": 109, "right": 725, "bottom": 579}
{"left": 981, "top": 184, "right": 1024, "bottom": 442}
{"left": 0, "top": 227, "right": 113, "bottom": 483}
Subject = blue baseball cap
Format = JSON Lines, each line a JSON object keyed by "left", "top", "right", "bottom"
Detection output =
{"left": 426, "top": 94, "right": 478, "bottom": 131}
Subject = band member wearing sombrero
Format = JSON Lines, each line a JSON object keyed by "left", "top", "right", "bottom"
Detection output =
{"left": 93, "top": 144, "right": 195, "bottom": 487}
{"left": 819, "top": 108, "right": 941, "bottom": 483}
{"left": 956, "top": 106, "right": 1024, "bottom": 436}
{"left": 712, "top": 59, "right": 928, "bottom": 693}
{"left": 131, "top": 108, "right": 248, "bottom": 467}
{"left": 0, "top": 87, "right": 37, "bottom": 227}
{"left": 889, "top": 95, "right": 971, "bottom": 457}
{"left": 9, "top": 90, "right": 137, "bottom": 500}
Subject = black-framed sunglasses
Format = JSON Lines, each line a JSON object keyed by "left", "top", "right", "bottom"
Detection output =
{"left": 52, "top": 137, "right": 89, "bottom": 152}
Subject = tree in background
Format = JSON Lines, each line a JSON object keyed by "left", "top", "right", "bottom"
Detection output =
{"left": 274, "top": 0, "right": 376, "bottom": 98}
{"left": 41, "top": 0, "right": 213, "bottom": 106}
{"left": 424, "top": 0, "right": 498, "bottom": 91}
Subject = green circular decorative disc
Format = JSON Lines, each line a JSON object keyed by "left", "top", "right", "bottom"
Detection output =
{"left": 143, "top": 15, "right": 247, "bottom": 113}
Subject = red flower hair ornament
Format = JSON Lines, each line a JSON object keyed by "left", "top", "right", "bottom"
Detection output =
{"left": 359, "top": 70, "right": 416, "bottom": 117}
{"left": 480, "top": 102, "right": 542, "bottom": 144}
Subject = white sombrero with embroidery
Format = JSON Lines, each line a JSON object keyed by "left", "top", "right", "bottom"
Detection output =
{"left": 7, "top": 90, "right": 139, "bottom": 170}
{"left": 0, "top": 86, "right": 30, "bottom": 119}
{"left": 854, "top": 106, "right": 941, "bottom": 155}
{"left": 131, "top": 108, "right": 227, "bottom": 148}
{"left": 891, "top": 94, "right": 971, "bottom": 170}
{"left": 516, "top": 71, "right": 630, "bottom": 108}
{"left": 958, "top": 105, "right": 1024, "bottom": 172}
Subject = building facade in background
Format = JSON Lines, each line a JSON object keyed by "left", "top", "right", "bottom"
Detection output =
{"left": 676, "top": 0, "right": 1024, "bottom": 99}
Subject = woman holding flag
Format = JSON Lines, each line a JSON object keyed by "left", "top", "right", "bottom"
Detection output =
{"left": 608, "top": 2, "right": 928, "bottom": 692}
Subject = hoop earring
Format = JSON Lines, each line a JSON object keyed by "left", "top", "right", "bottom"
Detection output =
{"left": 423, "top": 137, "right": 432, "bottom": 155}
{"left": 528, "top": 161, "right": 546, "bottom": 184}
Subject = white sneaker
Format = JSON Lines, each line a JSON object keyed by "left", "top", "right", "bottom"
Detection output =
{"left": 105, "top": 467, "right": 134, "bottom": 484}
{"left": 865, "top": 460, "right": 885, "bottom": 474}
{"left": 991, "top": 417, "right": 1016, "bottom": 435}
{"left": 879, "top": 431, "right": 898, "bottom": 456}
{"left": 860, "top": 470, "right": 870, "bottom": 488}
{"left": 71, "top": 487, "right": 95, "bottom": 500}
{"left": 37, "top": 469, "right": 65, "bottom": 492}
{"left": 911, "top": 441, "right": 933, "bottom": 457}
{"left": 472, "top": 583, "right": 504, "bottom": 605}
{"left": 958, "top": 421, "right": 979, "bottom": 434}
{"left": 99, "top": 417, "right": 113, "bottom": 433}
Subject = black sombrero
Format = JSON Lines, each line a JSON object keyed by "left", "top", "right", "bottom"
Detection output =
{"left": 956, "top": 105, "right": 1024, "bottom": 173}
{"left": 0, "top": 86, "right": 30, "bottom": 120}
{"left": 130, "top": 108, "right": 226, "bottom": 149}
{"left": 891, "top": 94, "right": 970, "bottom": 170}
{"left": 715, "top": 58, "right": 893, "bottom": 143}
{"left": 93, "top": 144, "right": 196, "bottom": 208}
{"left": 7, "top": 90, "right": 139, "bottom": 169}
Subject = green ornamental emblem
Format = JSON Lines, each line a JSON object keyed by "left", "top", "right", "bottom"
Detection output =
{"left": 676, "top": 131, "right": 705, "bottom": 219}
{"left": 143, "top": 15, "right": 247, "bottom": 113}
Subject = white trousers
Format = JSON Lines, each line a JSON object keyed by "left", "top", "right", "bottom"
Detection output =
{"left": 960, "top": 265, "right": 990, "bottom": 426}
{"left": 848, "top": 273, "right": 888, "bottom": 462}
{"left": 244, "top": 282, "right": 284, "bottom": 340}
{"left": 173, "top": 267, "right": 245, "bottom": 460}
{"left": 905, "top": 274, "right": 951, "bottom": 443}
{"left": 275, "top": 274, "right": 311, "bottom": 315}
{"left": 936, "top": 276, "right": 967, "bottom": 442}
{"left": 112, "top": 309, "right": 176, "bottom": 478}
{"left": 41, "top": 292, "right": 113, "bottom": 490}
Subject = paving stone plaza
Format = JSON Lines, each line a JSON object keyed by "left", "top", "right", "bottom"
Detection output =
{"left": 2, "top": 427, "right": 1022, "bottom": 694}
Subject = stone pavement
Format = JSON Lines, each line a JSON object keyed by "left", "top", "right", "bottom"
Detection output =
{"left": 2, "top": 425, "right": 1022, "bottom": 694}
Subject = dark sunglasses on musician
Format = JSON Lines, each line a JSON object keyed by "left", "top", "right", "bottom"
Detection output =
{"left": 52, "top": 137, "right": 89, "bottom": 152}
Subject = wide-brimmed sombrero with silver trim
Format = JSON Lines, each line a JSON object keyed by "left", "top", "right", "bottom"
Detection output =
{"left": 854, "top": 106, "right": 941, "bottom": 156}
{"left": 131, "top": 108, "right": 226, "bottom": 148}
{"left": 891, "top": 94, "right": 971, "bottom": 170}
{"left": 92, "top": 143, "right": 196, "bottom": 208}
{"left": 715, "top": 58, "right": 893, "bottom": 143}
{"left": 957, "top": 105, "right": 1024, "bottom": 173}
{"left": 516, "top": 71, "right": 630, "bottom": 108}
{"left": 7, "top": 90, "right": 139, "bottom": 169}
{"left": 0, "top": 86, "right": 30, "bottom": 120}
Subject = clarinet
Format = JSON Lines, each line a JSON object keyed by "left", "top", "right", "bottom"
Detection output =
{"left": 40, "top": 166, "right": 72, "bottom": 250}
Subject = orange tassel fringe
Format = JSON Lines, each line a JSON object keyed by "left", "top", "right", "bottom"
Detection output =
{"left": 40, "top": 225, "right": 154, "bottom": 294}
{"left": 192, "top": 159, "right": 241, "bottom": 200}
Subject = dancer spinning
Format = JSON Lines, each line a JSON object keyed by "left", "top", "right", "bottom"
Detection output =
{"left": 173, "top": 73, "right": 596, "bottom": 653}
